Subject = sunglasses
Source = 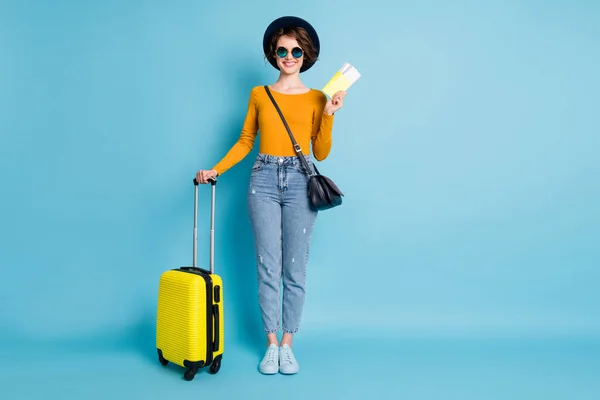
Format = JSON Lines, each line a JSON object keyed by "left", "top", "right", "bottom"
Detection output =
{"left": 276, "top": 46, "right": 303, "bottom": 59}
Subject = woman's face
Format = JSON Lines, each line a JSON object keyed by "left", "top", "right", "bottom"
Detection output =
{"left": 275, "top": 35, "right": 304, "bottom": 75}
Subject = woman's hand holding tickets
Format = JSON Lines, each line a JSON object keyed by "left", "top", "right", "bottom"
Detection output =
{"left": 324, "top": 91, "right": 346, "bottom": 115}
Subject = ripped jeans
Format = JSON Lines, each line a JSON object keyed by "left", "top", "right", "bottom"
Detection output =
{"left": 247, "top": 153, "right": 318, "bottom": 334}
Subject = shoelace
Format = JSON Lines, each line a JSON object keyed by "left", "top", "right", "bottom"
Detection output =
{"left": 266, "top": 348, "right": 277, "bottom": 364}
{"left": 281, "top": 347, "right": 293, "bottom": 363}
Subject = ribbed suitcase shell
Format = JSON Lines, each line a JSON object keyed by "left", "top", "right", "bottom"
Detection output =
{"left": 156, "top": 269, "right": 224, "bottom": 369}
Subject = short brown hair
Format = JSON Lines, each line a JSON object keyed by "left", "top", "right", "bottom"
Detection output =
{"left": 265, "top": 26, "right": 318, "bottom": 65}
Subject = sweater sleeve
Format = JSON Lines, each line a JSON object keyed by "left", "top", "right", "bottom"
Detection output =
{"left": 212, "top": 88, "right": 259, "bottom": 175}
{"left": 311, "top": 92, "right": 334, "bottom": 161}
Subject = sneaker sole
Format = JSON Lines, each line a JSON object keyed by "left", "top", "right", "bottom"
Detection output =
{"left": 258, "top": 367, "right": 279, "bottom": 375}
{"left": 279, "top": 368, "right": 299, "bottom": 375}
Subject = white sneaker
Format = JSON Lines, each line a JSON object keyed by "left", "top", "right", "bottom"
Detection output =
{"left": 279, "top": 344, "right": 299, "bottom": 374}
{"left": 258, "top": 343, "right": 279, "bottom": 375}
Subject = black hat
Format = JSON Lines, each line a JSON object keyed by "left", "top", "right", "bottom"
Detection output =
{"left": 263, "top": 16, "right": 320, "bottom": 73}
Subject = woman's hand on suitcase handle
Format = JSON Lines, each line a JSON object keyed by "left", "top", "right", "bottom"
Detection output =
{"left": 196, "top": 169, "right": 218, "bottom": 184}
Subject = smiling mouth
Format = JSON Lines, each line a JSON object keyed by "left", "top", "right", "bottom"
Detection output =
{"left": 282, "top": 61, "right": 296, "bottom": 68}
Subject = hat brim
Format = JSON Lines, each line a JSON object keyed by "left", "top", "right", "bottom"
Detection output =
{"left": 263, "top": 16, "right": 320, "bottom": 73}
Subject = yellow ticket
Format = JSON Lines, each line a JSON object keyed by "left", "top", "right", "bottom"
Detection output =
{"left": 323, "top": 72, "right": 352, "bottom": 98}
{"left": 322, "top": 63, "right": 361, "bottom": 98}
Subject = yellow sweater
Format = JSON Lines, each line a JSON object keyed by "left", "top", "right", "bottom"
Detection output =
{"left": 212, "top": 86, "right": 334, "bottom": 175}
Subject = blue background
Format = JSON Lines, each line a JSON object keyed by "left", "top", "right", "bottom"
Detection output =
{"left": 1, "top": 0, "right": 599, "bottom": 398}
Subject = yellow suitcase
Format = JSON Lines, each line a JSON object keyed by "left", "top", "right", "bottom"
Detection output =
{"left": 156, "top": 177, "right": 224, "bottom": 381}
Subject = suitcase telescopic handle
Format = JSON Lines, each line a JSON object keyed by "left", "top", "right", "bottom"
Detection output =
{"left": 192, "top": 176, "right": 217, "bottom": 274}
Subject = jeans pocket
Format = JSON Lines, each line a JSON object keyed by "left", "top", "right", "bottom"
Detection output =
{"left": 252, "top": 160, "right": 264, "bottom": 172}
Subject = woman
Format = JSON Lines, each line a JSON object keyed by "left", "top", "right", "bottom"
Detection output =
{"left": 195, "top": 16, "right": 346, "bottom": 375}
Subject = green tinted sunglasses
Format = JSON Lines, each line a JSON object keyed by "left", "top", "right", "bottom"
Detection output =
{"left": 276, "top": 46, "right": 303, "bottom": 59}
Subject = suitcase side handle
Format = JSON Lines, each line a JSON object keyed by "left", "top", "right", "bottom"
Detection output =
{"left": 192, "top": 177, "right": 217, "bottom": 274}
{"left": 212, "top": 303, "right": 220, "bottom": 352}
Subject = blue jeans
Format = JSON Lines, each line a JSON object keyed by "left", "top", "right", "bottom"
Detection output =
{"left": 247, "top": 153, "right": 318, "bottom": 334}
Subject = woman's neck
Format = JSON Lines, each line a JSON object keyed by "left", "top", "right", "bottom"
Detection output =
{"left": 272, "top": 73, "right": 307, "bottom": 93}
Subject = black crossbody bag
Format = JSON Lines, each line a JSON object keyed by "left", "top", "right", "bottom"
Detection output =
{"left": 264, "top": 85, "right": 344, "bottom": 211}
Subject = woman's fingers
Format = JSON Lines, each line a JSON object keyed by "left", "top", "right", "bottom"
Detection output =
{"left": 333, "top": 91, "right": 346, "bottom": 107}
{"left": 196, "top": 170, "right": 213, "bottom": 184}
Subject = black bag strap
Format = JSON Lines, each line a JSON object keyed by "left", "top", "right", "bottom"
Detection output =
{"left": 264, "top": 85, "right": 318, "bottom": 177}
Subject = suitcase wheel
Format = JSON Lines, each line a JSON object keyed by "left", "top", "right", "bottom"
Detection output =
{"left": 157, "top": 350, "right": 168, "bottom": 366}
{"left": 209, "top": 355, "right": 222, "bottom": 375}
{"left": 184, "top": 366, "right": 199, "bottom": 381}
